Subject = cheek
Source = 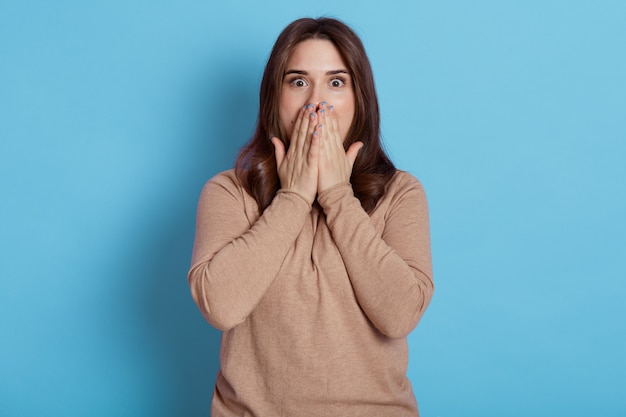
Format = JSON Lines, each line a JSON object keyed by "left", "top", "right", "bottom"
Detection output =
{"left": 334, "top": 94, "right": 355, "bottom": 134}
{"left": 338, "top": 106, "right": 356, "bottom": 138}
{"left": 279, "top": 108, "right": 295, "bottom": 138}
{"left": 279, "top": 96, "right": 302, "bottom": 137}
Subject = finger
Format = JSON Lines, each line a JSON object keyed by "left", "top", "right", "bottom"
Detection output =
{"left": 327, "top": 105, "right": 342, "bottom": 147}
{"left": 289, "top": 105, "right": 309, "bottom": 156}
{"left": 317, "top": 102, "right": 327, "bottom": 143}
{"left": 302, "top": 106, "right": 318, "bottom": 155}
{"left": 346, "top": 141, "right": 364, "bottom": 169}
{"left": 294, "top": 104, "right": 315, "bottom": 156}
{"left": 308, "top": 126, "right": 321, "bottom": 165}
{"left": 271, "top": 137, "right": 286, "bottom": 167}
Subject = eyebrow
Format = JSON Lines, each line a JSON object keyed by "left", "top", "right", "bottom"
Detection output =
{"left": 284, "top": 69, "right": 349, "bottom": 76}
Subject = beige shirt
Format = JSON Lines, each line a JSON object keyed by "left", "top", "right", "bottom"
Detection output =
{"left": 188, "top": 169, "right": 434, "bottom": 416}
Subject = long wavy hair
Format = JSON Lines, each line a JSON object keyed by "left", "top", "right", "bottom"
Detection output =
{"left": 235, "top": 17, "right": 396, "bottom": 214}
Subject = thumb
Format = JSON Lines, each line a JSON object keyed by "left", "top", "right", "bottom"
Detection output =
{"left": 271, "top": 137, "right": 286, "bottom": 166}
{"left": 346, "top": 141, "right": 364, "bottom": 169}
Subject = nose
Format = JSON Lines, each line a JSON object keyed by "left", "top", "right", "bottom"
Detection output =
{"left": 307, "top": 84, "right": 323, "bottom": 109}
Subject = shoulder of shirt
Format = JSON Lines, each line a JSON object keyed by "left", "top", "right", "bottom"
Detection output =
{"left": 199, "top": 169, "right": 247, "bottom": 201}
{"left": 387, "top": 170, "right": 426, "bottom": 194}
{"left": 369, "top": 170, "right": 426, "bottom": 213}
{"left": 205, "top": 169, "right": 241, "bottom": 189}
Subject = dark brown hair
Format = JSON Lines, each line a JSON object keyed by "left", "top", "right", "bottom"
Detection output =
{"left": 235, "top": 17, "right": 396, "bottom": 214}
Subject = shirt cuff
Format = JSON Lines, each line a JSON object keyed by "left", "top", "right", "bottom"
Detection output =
{"left": 317, "top": 182, "right": 354, "bottom": 210}
{"left": 276, "top": 189, "right": 313, "bottom": 208}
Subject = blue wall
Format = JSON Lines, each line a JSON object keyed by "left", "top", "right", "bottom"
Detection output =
{"left": 1, "top": 1, "right": 624, "bottom": 416}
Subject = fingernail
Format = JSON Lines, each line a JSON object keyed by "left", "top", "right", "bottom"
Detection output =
{"left": 308, "top": 103, "right": 314, "bottom": 108}
{"left": 321, "top": 101, "right": 327, "bottom": 106}
{"left": 329, "top": 105, "right": 334, "bottom": 110}
{"left": 310, "top": 112, "right": 315, "bottom": 118}
{"left": 320, "top": 109, "right": 325, "bottom": 113}
{"left": 318, "top": 124, "right": 322, "bottom": 128}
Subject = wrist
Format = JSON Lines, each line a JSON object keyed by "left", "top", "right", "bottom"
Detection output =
{"left": 279, "top": 187, "right": 315, "bottom": 206}
{"left": 317, "top": 182, "right": 352, "bottom": 203}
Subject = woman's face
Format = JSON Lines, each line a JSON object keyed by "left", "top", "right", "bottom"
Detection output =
{"left": 279, "top": 39, "right": 355, "bottom": 142}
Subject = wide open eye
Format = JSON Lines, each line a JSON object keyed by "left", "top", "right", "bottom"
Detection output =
{"left": 330, "top": 78, "right": 345, "bottom": 88}
{"left": 290, "top": 78, "right": 308, "bottom": 87}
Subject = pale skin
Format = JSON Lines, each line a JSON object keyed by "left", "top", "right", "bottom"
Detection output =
{"left": 271, "top": 39, "right": 364, "bottom": 205}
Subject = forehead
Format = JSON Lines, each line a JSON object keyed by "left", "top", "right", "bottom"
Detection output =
{"left": 286, "top": 39, "right": 348, "bottom": 71}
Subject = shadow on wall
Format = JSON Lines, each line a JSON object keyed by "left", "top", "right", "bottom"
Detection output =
{"left": 127, "top": 56, "right": 258, "bottom": 415}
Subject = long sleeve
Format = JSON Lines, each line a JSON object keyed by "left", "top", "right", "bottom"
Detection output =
{"left": 196, "top": 171, "right": 428, "bottom": 415}
{"left": 317, "top": 172, "right": 434, "bottom": 338}
{"left": 187, "top": 171, "right": 311, "bottom": 331}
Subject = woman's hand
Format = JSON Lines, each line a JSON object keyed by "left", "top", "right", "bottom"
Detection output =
{"left": 271, "top": 104, "right": 320, "bottom": 205}
{"left": 317, "top": 102, "right": 363, "bottom": 194}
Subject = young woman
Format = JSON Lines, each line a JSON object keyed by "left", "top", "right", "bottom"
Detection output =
{"left": 188, "top": 17, "right": 434, "bottom": 416}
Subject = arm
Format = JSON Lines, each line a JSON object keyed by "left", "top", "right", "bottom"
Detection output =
{"left": 189, "top": 105, "right": 320, "bottom": 331}
{"left": 188, "top": 173, "right": 311, "bottom": 331}
{"left": 317, "top": 175, "right": 434, "bottom": 338}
